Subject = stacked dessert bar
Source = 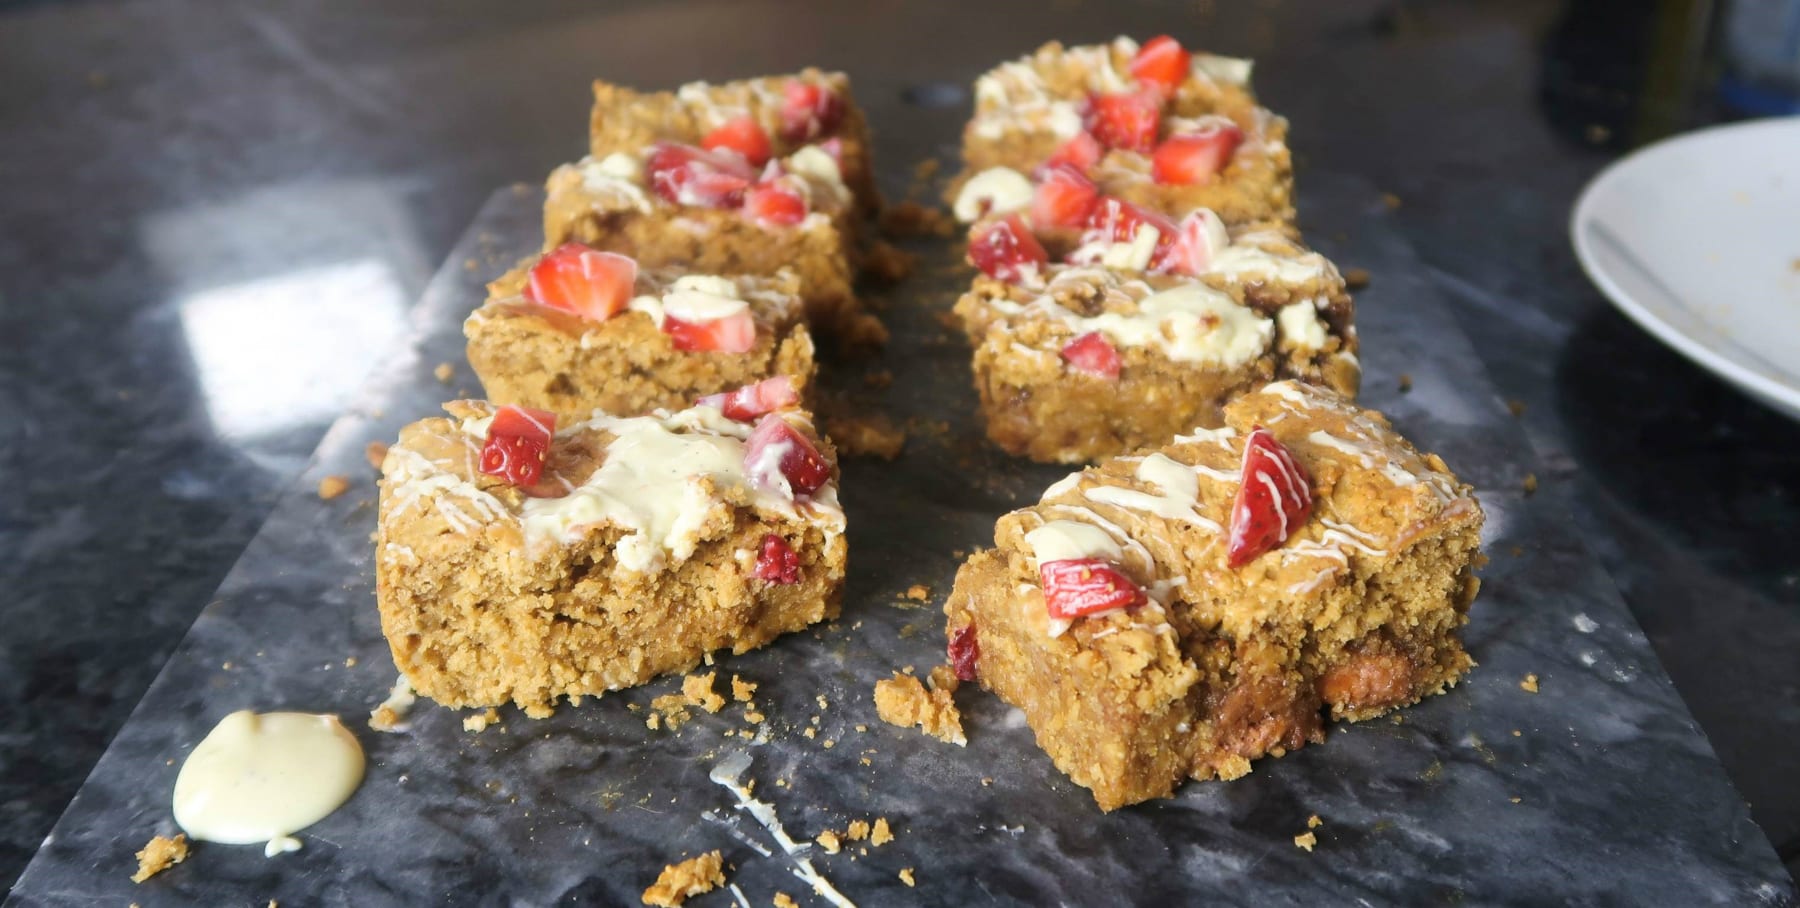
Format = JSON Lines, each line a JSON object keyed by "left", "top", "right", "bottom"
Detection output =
{"left": 377, "top": 69, "right": 883, "bottom": 713}
{"left": 941, "top": 37, "right": 1486, "bottom": 808}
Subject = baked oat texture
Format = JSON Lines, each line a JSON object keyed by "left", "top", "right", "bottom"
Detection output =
{"left": 467, "top": 260, "right": 816, "bottom": 422}
{"left": 641, "top": 850, "right": 726, "bottom": 907}
{"left": 131, "top": 834, "right": 188, "bottom": 883}
{"left": 376, "top": 401, "right": 847, "bottom": 717}
{"left": 944, "top": 381, "right": 1483, "bottom": 810}
{"left": 873, "top": 671, "right": 966, "bottom": 746}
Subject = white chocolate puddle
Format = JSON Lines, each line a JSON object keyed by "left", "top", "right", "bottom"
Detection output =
{"left": 173, "top": 710, "right": 365, "bottom": 857}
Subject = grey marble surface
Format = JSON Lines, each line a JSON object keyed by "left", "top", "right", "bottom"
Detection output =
{"left": 8, "top": 174, "right": 1795, "bottom": 905}
{"left": 4, "top": 0, "right": 1798, "bottom": 899}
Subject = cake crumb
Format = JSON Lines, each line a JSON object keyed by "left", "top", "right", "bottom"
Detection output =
{"left": 870, "top": 817, "right": 894, "bottom": 846}
{"left": 816, "top": 830, "right": 842, "bottom": 854}
{"left": 803, "top": 727, "right": 817, "bottom": 739}
{"left": 744, "top": 709, "right": 766, "bottom": 724}
{"left": 874, "top": 672, "right": 965, "bottom": 746}
{"left": 317, "top": 475, "right": 352, "bottom": 500}
{"left": 1380, "top": 192, "right": 1402, "bottom": 210}
{"left": 1307, "top": 814, "right": 1323, "bottom": 829}
{"left": 926, "top": 665, "right": 960, "bottom": 694}
{"left": 641, "top": 850, "right": 725, "bottom": 907}
{"left": 1506, "top": 398, "right": 1527, "bottom": 418}
{"left": 365, "top": 441, "right": 390, "bottom": 470}
{"left": 344, "top": 656, "right": 357, "bottom": 668}
{"left": 463, "top": 257, "right": 479, "bottom": 271}
{"left": 904, "top": 584, "right": 931, "bottom": 602}
{"left": 1512, "top": 729, "right": 1522, "bottom": 737}
{"left": 462, "top": 708, "right": 500, "bottom": 733}
{"left": 898, "top": 868, "right": 917, "bottom": 887}
{"left": 864, "top": 241, "right": 916, "bottom": 283}
{"left": 368, "top": 675, "right": 416, "bottom": 732}
{"left": 1343, "top": 267, "right": 1371, "bottom": 290}
{"left": 1522, "top": 473, "right": 1539, "bottom": 495}
{"left": 131, "top": 834, "right": 189, "bottom": 883}
{"left": 1520, "top": 673, "right": 1540, "bottom": 693}
{"left": 773, "top": 894, "right": 800, "bottom": 908}
{"left": 846, "top": 820, "right": 870, "bottom": 841}
{"left": 683, "top": 672, "right": 726, "bottom": 713}
{"left": 646, "top": 712, "right": 662, "bottom": 730}
{"left": 1511, "top": 796, "right": 1523, "bottom": 804}
{"left": 650, "top": 694, "right": 692, "bottom": 729}
{"left": 1294, "top": 831, "right": 1317, "bottom": 852}
{"left": 731, "top": 675, "right": 758, "bottom": 702}
{"left": 981, "top": 777, "right": 993, "bottom": 787}
{"left": 433, "top": 362, "right": 455, "bottom": 383}
{"left": 880, "top": 200, "right": 956, "bottom": 238}
{"left": 1398, "top": 373, "right": 1413, "bottom": 392}
{"left": 822, "top": 412, "right": 907, "bottom": 460}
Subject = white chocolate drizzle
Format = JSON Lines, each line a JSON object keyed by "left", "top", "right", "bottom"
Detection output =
{"left": 173, "top": 711, "right": 365, "bottom": 858}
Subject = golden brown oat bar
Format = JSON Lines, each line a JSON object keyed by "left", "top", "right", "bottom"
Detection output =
{"left": 944, "top": 381, "right": 1483, "bottom": 810}
{"left": 955, "top": 36, "right": 1293, "bottom": 226}
{"left": 465, "top": 246, "right": 815, "bottom": 422}
{"left": 953, "top": 222, "right": 1359, "bottom": 463}
{"left": 376, "top": 398, "right": 847, "bottom": 717}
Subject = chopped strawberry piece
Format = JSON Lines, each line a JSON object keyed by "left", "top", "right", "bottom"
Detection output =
{"left": 778, "top": 81, "right": 846, "bottom": 142}
{"left": 1080, "top": 196, "right": 1179, "bottom": 267}
{"left": 646, "top": 142, "right": 755, "bottom": 208}
{"left": 1226, "top": 427, "right": 1314, "bottom": 568}
{"left": 745, "top": 414, "right": 833, "bottom": 497}
{"left": 1045, "top": 131, "right": 1104, "bottom": 172}
{"left": 1031, "top": 163, "right": 1101, "bottom": 228}
{"left": 753, "top": 533, "right": 802, "bottom": 584}
{"left": 968, "top": 214, "right": 1049, "bottom": 284}
{"left": 698, "top": 376, "right": 800, "bottom": 422}
{"left": 1159, "top": 209, "right": 1232, "bottom": 276}
{"left": 1039, "top": 558, "right": 1145, "bottom": 619}
{"left": 525, "top": 243, "right": 638, "bottom": 322}
{"left": 1083, "top": 90, "right": 1162, "bottom": 152}
{"left": 1129, "top": 35, "right": 1192, "bottom": 92}
{"left": 703, "top": 115, "right": 774, "bottom": 167}
{"left": 478, "top": 405, "right": 557, "bottom": 488}
{"left": 948, "top": 623, "right": 979, "bottom": 682}
{"left": 662, "top": 309, "right": 756, "bottom": 353}
{"left": 817, "top": 137, "right": 844, "bottom": 163}
{"left": 1060, "top": 332, "right": 1122, "bottom": 379}
{"left": 744, "top": 179, "right": 809, "bottom": 226}
{"left": 1151, "top": 122, "right": 1244, "bottom": 186}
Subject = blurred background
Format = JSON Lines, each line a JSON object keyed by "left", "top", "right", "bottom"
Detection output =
{"left": 2, "top": 0, "right": 1797, "bottom": 890}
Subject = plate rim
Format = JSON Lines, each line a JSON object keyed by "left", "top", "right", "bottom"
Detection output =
{"left": 1568, "top": 115, "right": 1800, "bottom": 416}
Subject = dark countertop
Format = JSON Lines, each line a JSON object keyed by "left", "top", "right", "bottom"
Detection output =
{"left": 2, "top": 0, "right": 1795, "bottom": 892}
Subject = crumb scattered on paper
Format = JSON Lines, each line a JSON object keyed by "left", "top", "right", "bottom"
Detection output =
{"left": 317, "top": 475, "right": 352, "bottom": 500}
{"left": 1506, "top": 399, "right": 1527, "bottom": 418}
{"left": 365, "top": 441, "right": 390, "bottom": 470}
{"left": 369, "top": 675, "right": 417, "bottom": 732}
{"left": 816, "top": 830, "right": 842, "bottom": 854}
{"left": 903, "top": 584, "right": 930, "bottom": 602}
{"left": 731, "top": 675, "right": 758, "bottom": 703}
{"left": 823, "top": 412, "right": 907, "bottom": 460}
{"left": 1522, "top": 473, "right": 1538, "bottom": 495}
{"left": 463, "top": 708, "right": 500, "bottom": 733}
{"left": 870, "top": 817, "right": 894, "bottom": 846}
{"left": 683, "top": 672, "right": 726, "bottom": 713}
{"left": 1343, "top": 267, "right": 1371, "bottom": 290}
{"left": 433, "top": 362, "right": 455, "bottom": 383}
{"left": 641, "top": 851, "right": 725, "bottom": 907}
{"left": 1294, "top": 831, "right": 1317, "bottom": 852}
{"left": 1520, "top": 673, "right": 1540, "bottom": 694}
{"left": 1380, "top": 192, "right": 1402, "bottom": 210}
{"left": 898, "top": 867, "right": 917, "bottom": 887}
{"left": 1398, "top": 373, "right": 1413, "bottom": 392}
{"left": 132, "top": 834, "right": 188, "bottom": 883}
{"left": 874, "top": 672, "right": 965, "bottom": 746}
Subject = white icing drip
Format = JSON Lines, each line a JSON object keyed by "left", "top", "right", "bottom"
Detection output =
{"left": 1040, "top": 504, "right": 1156, "bottom": 576}
{"left": 1278, "top": 300, "right": 1329, "bottom": 351}
{"left": 1174, "top": 425, "right": 1238, "bottom": 446}
{"left": 1207, "top": 232, "right": 1339, "bottom": 284}
{"left": 709, "top": 753, "right": 856, "bottom": 908}
{"left": 985, "top": 277, "right": 1273, "bottom": 367}
{"left": 1042, "top": 471, "right": 1084, "bottom": 500}
{"left": 383, "top": 448, "right": 509, "bottom": 532}
{"left": 1307, "top": 430, "right": 1375, "bottom": 466}
{"left": 1083, "top": 453, "right": 1224, "bottom": 534}
{"left": 1024, "top": 520, "right": 1123, "bottom": 564}
{"left": 173, "top": 711, "right": 364, "bottom": 857}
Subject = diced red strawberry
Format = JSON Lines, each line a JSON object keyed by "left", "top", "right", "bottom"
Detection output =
{"left": 1045, "top": 131, "right": 1103, "bottom": 172}
{"left": 1226, "top": 426, "right": 1314, "bottom": 568}
{"left": 818, "top": 137, "right": 844, "bottom": 162}
{"left": 1038, "top": 558, "right": 1145, "bottom": 619}
{"left": 525, "top": 243, "right": 638, "bottom": 322}
{"left": 753, "top": 533, "right": 802, "bottom": 584}
{"left": 478, "top": 405, "right": 557, "bottom": 488}
{"left": 968, "top": 214, "right": 1049, "bottom": 284}
{"left": 745, "top": 415, "right": 833, "bottom": 497}
{"left": 646, "top": 142, "right": 755, "bottom": 208}
{"left": 697, "top": 376, "right": 800, "bottom": 422}
{"left": 1151, "top": 122, "right": 1245, "bottom": 186}
{"left": 1031, "top": 163, "right": 1100, "bottom": 228}
{"left": 703, "top": 115, "right": 774, "bottom": 167}
{"left": 1129, "top": 35, "right": 1192, "bottom": 92}
{"left": 1083, "top": 90, "right": 1162, "bottom": 152}
{"left": 948, "top": 622, "right": 979, "bottom": 682}
{"left": 744, "top": 179, "right": 809, "bottom": 226}
{"left": 1060, "top": 332, "right": 1122, "bottom": 380}
{"left": 1081, "top": 196, "right": 1179, "bottom": 266}
{"left": 1157, "top": 208, "right": 1232, "bottom": 276}
{"left": 663, "top": 309, "right": 756, "bottom": 354}
{"left": 779, "top": 81, "right": 846, "bottom": 142}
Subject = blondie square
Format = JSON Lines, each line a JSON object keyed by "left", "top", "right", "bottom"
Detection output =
{"left": 376, "top": 397, "right": 847, "bottom": 717}
{"left": 466, "top": 245, "right": 815, "bottom": 422}
{"left": 954, "top": 220, "right": 1358, "bottom": 463}
{"left": 943, "top": 381, "right": 1483, "bottom": 810}
{"left": 956, "top": 36, "right": 1293, "bottom": 226}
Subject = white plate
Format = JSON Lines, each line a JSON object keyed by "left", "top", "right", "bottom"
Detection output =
{"left": 1570, "top": 116, "right": 1800, "bottom": 419}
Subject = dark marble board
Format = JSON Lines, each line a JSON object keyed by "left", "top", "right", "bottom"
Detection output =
{"left": 9, "top": 176, "right": 1794, "bottom": 908}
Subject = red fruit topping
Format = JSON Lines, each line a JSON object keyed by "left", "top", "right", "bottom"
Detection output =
{"left": 646, "top": 142, "right": 755, "bottom": 208}
{"left": 478, "top": 405, "right": 557, "bottom": 488}
{"left": 745, "top": 414, "right": 832, "bottom": 497}
{"left": 1151, "top": 122, "right": 1245, "bottom": 186}
{"left": 948, "top": 623, "right": 979, "bottom": 682}
{"left": 753, "top": 533, "right": 802, "bottom": 584}
{"left": 663, "top": 309, "right": 756, "bottom": 353}
{"left": 1159, "top": 209, "right": 1231, "bottom": 276}
{"left": 703, "top": 115, "right": 774, "bottom": 167}
{"left": 1031, "top": 163, "right": 1101, "bottom": 228}
{"left": 968, "top": 214, "right": 1049, "bottom": 284}
{"left": 1083, "top": 90, "right": 1162, "bottom": 152}
{"left": 1060, "top": 332, "right": 1122, "bottom": 380}
{"left": 818, "top": 137, "right": 845, "bottom": 162}
{"left": 779, "top": 81, "right": 846, "bottom": 142}
{"left": 1130, "top": 35, "right": 1192, "bottom": 92}
{"left": 745, "top": 179, "right": 809, "bottom": 226}
{"left": 1080, "top": 196, "right": 1180, "bottom": 268}
{"left": 697, "top": 376, "right": 800, "bottom": 422}
{"left": 1226, "top": 426, "right": 1314, "bottom": 568}
{"left": 1045, "top": 131, "right": 1104, "bottom": 172}
{"left": 525, "top": 243, "right": 638, "bottom": 322}
{"left": 1039, "top": 558, "right": 1145, "bottom": 620}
